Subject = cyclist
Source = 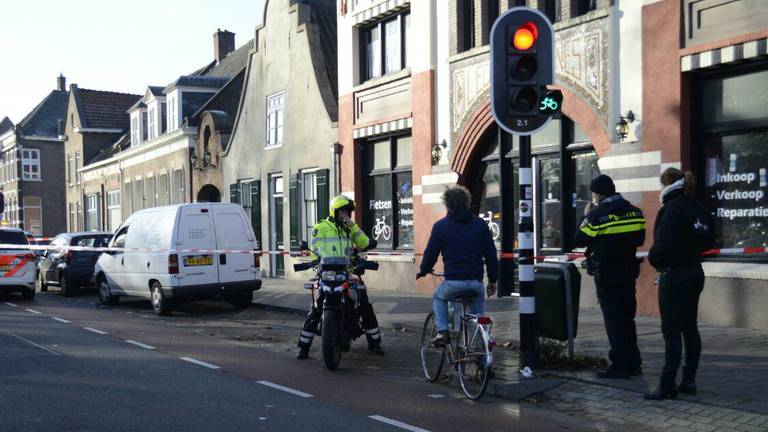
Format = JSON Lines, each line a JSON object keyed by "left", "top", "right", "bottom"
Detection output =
{"left": 416, "top": 186, "right": 498, "bottom": 346}
{"left": 296, "top": 195, "right": 385, "bottom": 359}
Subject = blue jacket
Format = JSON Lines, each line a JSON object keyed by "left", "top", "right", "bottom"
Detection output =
{"left": 419, "top": 209, "right": 499, "bottom": 283}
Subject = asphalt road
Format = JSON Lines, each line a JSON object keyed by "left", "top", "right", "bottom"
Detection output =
{"left": 0, "top": 290, "right": 602, "bottom": 432}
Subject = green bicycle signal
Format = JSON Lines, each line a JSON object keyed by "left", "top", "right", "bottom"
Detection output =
{"left": 538, "top": 90, "right": 563, "bottom": 115}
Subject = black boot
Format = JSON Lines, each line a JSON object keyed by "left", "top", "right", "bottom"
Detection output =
{"left": 297, "top": 346, "right": 310, "bottom": 360}
{"left": 678, "top": 381, "right": 697, "bottom": 395}
{"left": 369, "top": 344, "right": 385, "bottom": 356}
{"left": 644, "top": 386, "right": 678, "bottom": 400}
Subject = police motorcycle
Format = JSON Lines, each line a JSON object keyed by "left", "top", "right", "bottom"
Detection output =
{"left": 294, "top": 241, "right": 379, "bottom": 371}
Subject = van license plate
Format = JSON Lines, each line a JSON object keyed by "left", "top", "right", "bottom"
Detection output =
{"left": 184, "top": 255, "right": 213, "bottom": 266}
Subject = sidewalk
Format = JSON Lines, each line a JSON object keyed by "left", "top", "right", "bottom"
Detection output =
{"left": 255, "top": 277, "right": 768, "bottom": 431}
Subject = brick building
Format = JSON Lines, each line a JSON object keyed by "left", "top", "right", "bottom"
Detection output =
{"left": 0, "top": 75, "right": 70, "bottom": 236}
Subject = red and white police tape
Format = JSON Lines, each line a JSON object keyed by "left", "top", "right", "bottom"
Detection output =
{"left": 1, "top": 243, "right": 767, "bottom": 260}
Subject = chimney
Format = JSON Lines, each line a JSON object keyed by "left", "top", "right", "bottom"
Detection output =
{"left": 57, "top": 74, "right": 66, "bottom": 91}
{"left": 214, "top": 29, "right": 235, "bottom": 63}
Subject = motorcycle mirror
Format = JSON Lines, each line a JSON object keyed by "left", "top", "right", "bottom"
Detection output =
{"left": 299, "top": 240, "right": 309, "bottom": 251}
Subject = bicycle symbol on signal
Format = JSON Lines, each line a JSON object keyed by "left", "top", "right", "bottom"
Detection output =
{"left": 539, "top": 97, "right": 559, "bottom": 111}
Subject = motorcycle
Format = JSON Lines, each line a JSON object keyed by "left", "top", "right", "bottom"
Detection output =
{"left": 293, "top": 241, "right": 379, "bottom": 371}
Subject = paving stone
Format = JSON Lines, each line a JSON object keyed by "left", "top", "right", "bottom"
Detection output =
{"left": 689, "top": 422, "right": 718, "bottom": 432}
{"left": 735, "top": 425, "right": 768, "bottom": 432}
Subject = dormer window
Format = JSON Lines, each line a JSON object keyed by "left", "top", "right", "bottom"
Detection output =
{"left": 148, "top": 106, "right": 156, "bottom": 140}
{"left": 130, "top": 109, "right": 147, "bottom": 146}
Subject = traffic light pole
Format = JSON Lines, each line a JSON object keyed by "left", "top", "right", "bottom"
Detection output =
{"left": 498, "top": 129, "right": 515, "bottom": 297}
{"left": 518, "top": 134, "right": 537, "bottom": 369}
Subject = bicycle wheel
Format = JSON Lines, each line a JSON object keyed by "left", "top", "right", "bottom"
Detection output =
{"left": 458, "top": 319, "right": 491, "bottom": 400}
{"left": 419, "top": 312, "right": 445, "bottom": 382}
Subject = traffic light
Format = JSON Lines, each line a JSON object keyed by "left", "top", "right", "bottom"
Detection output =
{"left": 490, "top": 7, "right": 560, "bottom": 135}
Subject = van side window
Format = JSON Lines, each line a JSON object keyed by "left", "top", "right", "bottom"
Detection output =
{"left": 113, "top": 227, "right": 129, "bottom": 248}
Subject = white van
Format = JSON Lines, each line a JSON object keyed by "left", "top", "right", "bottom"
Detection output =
{"left": 94, "top": 203, "right": 262, "bottom": 315}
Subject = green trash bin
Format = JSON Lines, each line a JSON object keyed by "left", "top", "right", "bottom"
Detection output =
{"left": 533, "top": 262, "right": 581, "bottom": 341}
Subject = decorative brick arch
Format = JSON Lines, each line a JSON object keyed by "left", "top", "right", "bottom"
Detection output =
{"left": 450, "top": 85, "right": 611, "bottom": 182}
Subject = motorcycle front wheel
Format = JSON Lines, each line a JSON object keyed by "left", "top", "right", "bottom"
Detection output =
{"left": 322, "top": 309, "right": 342, "bottom": 371}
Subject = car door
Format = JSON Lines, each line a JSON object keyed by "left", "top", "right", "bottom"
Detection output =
{"left": 46, "top": 236, "right": 68, "bottom": 284}
{"left": 102, "top": 227, "right": 128, "bottom": 292}
{"left": 39, "top": 236, "right": 63, "bottom": 283}
{"left": 212, "top": 204, "right": 257, "bottom": 285}
{"left": 177, "top": 206, "right": 219, "bottom": 289}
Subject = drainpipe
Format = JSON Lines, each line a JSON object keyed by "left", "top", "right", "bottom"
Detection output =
{"left": 330, "top": 142, "right": 342, "bottom": 196}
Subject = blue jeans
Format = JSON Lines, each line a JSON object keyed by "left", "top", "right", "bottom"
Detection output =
{"left": 432, "top": 280, "right": 485, "bottom": 332}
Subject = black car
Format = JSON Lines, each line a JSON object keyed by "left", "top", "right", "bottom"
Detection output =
{"left": 38, "top": 232, "right": 112, "bottom": 297}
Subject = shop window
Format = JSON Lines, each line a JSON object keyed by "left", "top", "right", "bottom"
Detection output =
{"left": 538, "top": 157, "right": 562, "bottom": 251}
{"left": 478, "top": 158, "right": 518, "bottom": 250}
{"left": 360, "top": 10, "right": 410, "bottom": 82}
{"left": 698, "top": 66, "right": 768, "bottom": 254}
{"left": 702, "top": 131, "right": 768, "bottom": 250}
{"left": 364, "top": 135, "right": 413, "bottom": 249}
{"left": 572, "top": 151, "right": 600, "bottom": 229}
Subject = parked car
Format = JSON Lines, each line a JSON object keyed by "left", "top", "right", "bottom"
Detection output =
{"left": 95, "top": 203, "right": 262, "bottom": 315}
{"left": 38, "top": 232, "right": 112, "bottom": 297}
{"left": 0, "top": 228, "right": 37, "bottom": 300}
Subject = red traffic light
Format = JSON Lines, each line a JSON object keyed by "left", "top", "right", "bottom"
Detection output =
{"left": 512, "top": 22, "right": 538, "bottom": 50}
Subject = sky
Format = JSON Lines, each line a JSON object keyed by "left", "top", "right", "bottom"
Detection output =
{"left": 0, "top": 0, "right": 265, "bottom": 123}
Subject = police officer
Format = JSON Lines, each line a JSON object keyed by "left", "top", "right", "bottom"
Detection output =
{"left": 296, "top": 195, "right": 384, "bottom": 359}
{"left": 574, "top": 175, "right": 645, "bottom": 379}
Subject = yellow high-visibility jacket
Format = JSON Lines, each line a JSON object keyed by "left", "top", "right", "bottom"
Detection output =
{"left": 311, "top": 218, "right": 371, "bottom": 259}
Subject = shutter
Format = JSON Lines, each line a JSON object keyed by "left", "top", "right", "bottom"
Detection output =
{"left": 289, "top": 174, "right": 300, "bottom": 251}
{"left": 229, "top": 183, "right": 241, "bottom": 204}
{"left": 249, "top": 181, "right": 262, "bottom": 250}
{"left": 316, "top": 169, "right": 330, "bottom": 220}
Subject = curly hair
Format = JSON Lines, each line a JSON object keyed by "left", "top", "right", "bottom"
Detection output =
{"left": 442, "top": 186, "right": 472, "bottom": 213}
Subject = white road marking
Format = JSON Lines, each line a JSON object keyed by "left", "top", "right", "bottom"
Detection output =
{"left": 369, "top": 415, "right": 431, "bottom": 432}
{"left": 427, "top": 394, "right": 445, "bottom": 399}
{"left": 0, "top": 328, "right": 61, "bottom": 356}
{"left": 258, "top": 417, "right": 267, "bottom": 421}
{"left": 180, "top": 357, "right": 221, "bottom": 370}
{"left": 125, "top": 340, "right": 156, "bottom": 350}
{"left": 25, "top": 309, "right": 42, "bottom": 314}
{"left": 52, "top": 317, "right": 71, "bottom": 323}
{"left": 4, "top": 302, "right": 18, "bottom": 307}
{"left": 83, "top": 327, "right": 108, "bottom": 335}
{"left": 256, "top": 380, "right": 313, "bottom": 398}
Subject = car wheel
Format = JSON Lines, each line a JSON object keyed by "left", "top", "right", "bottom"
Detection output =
{"left": 38, "top": 272, "right": 48, "bottom": 293}
{"left": 97, "top": 276, "right": 119, "bottom": 306}
{"left": 61, "top": 274, "right": 75, "bottom": 297}
{"left": 150, "top": 282, "right": 172, "bottom": 316}
{"left": 21, "top": 287, "right": 36, "bottom": 300}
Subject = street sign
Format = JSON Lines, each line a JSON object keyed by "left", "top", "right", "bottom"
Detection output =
{"left": 490, "top": 7, "right": 558, "bottom": 136}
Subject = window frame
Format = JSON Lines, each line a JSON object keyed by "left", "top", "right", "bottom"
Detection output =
{"left": 363, "top": 133, "right": 414, "bottom": 250}
{"left": 21, "top": 148, "right": 41, "bottom": 181}
{"left": 359, "top": 9, "right": 411, "bottom": 83}
{"left": 266, "top": 91, "right": 285, "bottom": 149}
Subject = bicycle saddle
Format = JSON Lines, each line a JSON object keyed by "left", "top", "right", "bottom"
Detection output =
{"left": 449, "top": 291, "right": 478, "bottom": 303}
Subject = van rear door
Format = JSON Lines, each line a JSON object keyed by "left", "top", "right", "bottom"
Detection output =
{"left": 177, "top": 206, "right": 219, "bottom": 288}
{"left": 212, "top": 204, "right": 257, "bottom": 285}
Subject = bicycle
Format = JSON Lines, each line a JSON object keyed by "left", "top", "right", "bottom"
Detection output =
{"left": 419, "top": 272, "right": 494, "bottom": 400}
{"left": 372, "top": 217, "right": 391, "bottom": 241}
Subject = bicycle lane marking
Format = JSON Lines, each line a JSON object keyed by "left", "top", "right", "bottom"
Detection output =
{"left": 369, "top": 415, "right": 431, "bottom": 432}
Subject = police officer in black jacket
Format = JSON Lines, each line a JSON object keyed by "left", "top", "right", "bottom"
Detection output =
{"left": 645, "top": 168, "right": 712, "bottom": 400}
{"left": 574, "top": 175, "right": 646, "bottom": 379}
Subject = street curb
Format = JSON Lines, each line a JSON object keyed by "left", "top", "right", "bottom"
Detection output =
{"left": 444, "top": 371, "right": 563, "bottom": 401}
{"left": 251, "top": 302, "right": 306, "bottom": 316}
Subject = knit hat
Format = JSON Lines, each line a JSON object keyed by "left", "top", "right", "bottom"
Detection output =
{"left": 590, "top": 175, "right": 616, "bottom": 196}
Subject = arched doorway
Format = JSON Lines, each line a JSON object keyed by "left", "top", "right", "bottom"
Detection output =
{"left": 197, "top": 184, "right": 221, "bottom": 203}
{"left": 464, "top": 116, "right": 601, "bottom": 255}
